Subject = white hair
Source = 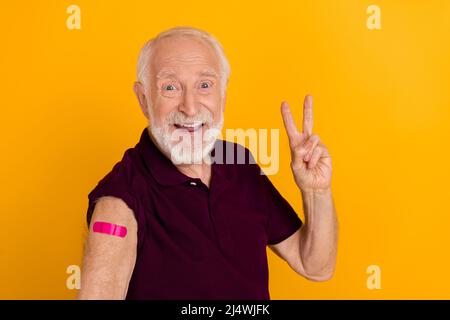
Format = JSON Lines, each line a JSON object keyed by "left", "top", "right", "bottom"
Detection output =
{"left": 136, "top": 26, "right": 231, "bottom": 93}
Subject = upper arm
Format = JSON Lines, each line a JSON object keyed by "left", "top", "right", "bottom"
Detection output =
{"left": 268, "top": 226, "right": 332, "bottom": 282}
{"left": 77, "top": 196, "right": 138, "bottom": 300}
{"left": 268, "top": 226, "right": 307, "bottom": 278}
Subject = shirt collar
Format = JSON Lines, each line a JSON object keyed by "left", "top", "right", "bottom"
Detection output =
{"left": 136, "top": 127, "right": 232, "bottom": 187}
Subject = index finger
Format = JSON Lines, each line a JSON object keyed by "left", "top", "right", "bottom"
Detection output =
{"left": 281, "top": 101, "right": 300, "bottom": 143}
{"left": 302, "top": 94, "right": 313, "bottom": 137}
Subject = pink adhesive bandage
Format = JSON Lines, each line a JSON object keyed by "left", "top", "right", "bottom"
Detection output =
{"left": 92, "top": 221, "right": 127, "bottom": 238}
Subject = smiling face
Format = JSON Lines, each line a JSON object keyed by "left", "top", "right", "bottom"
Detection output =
{"left": 136, "top": 35, "right": 226, "bottom": 164}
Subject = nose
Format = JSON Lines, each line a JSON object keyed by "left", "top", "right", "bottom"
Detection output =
{"left": 178, "top": 87, "right": 198, "bottom": 117}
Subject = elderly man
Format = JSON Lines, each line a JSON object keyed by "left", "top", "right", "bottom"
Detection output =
{"left": 78, "top": 26, "right": 338, "bottom": 300}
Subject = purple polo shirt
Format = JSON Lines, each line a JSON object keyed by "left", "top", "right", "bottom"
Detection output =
{"left": 86, "top": 127, "right": 302, "bottom": 300}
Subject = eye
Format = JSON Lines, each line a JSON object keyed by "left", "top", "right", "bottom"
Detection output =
{"left": 199, "top": 81, "right": 213, "bottom": 89}
{"left": 160, "top": 82, "right": 181, "bottom": 97}
{"left": 163, "top": 84, "right": 177, "bottom": 91}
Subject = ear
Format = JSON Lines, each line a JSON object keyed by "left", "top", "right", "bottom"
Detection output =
{"left": 133, "top": 81, "right": 149, "bottom": 119}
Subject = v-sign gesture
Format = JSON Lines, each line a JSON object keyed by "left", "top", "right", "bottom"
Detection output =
{"left": 276, "top": 95, "right": 338, "bottom": 282}
{"left": 281, "top": 95, "right": 332, "bottom": 193}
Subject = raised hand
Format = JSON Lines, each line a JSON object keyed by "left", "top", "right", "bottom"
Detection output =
{"left": 281, "top": 95, "right": 332, "bottom": 192}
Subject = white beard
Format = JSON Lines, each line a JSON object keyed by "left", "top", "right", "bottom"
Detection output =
{"left": 148, "top": 108, "right": 224, "bottom": 165}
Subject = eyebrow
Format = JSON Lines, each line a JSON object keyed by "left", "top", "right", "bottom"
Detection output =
{"left": 156, "top": 69, "right": 177, "bottom": 79}
{"left": 198, "top": 70, "right": 219, "bottom": 78}
{"left": 156, "top": 69, "right": 219, "bottom": 79}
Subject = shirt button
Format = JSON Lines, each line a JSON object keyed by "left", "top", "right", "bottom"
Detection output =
{"left": 190, "top": 181, "right": 197, "bottom": 186}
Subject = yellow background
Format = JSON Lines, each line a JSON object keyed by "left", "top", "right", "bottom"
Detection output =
{"left": 1, "top": 0, "right": 450, "bottom": 299}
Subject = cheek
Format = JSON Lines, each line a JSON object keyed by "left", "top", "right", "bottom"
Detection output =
{"left": 152, "top": 97, "right": 179, "bottom": 123}
{"left": 200, "top": 92, "right": 223, "bottom": 116}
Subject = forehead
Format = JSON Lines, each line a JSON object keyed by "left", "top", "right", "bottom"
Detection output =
{"left": 150, "top": 35, "right": 221, "bottom": 77}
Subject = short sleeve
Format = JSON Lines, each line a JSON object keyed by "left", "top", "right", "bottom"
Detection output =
{"left": 86, "top": 180, "right": 146, "bottom": 252}
{"left": 255, "top": 165, "right": 303, "bottom": 246}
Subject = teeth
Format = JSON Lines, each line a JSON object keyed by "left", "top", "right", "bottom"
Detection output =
{"left": 176, "top": 122, "right": 203, "bottom": 128}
